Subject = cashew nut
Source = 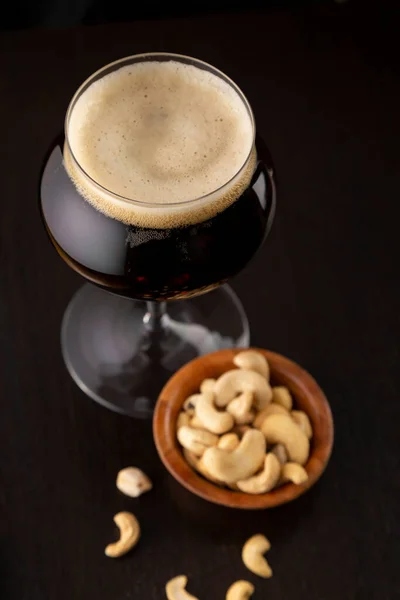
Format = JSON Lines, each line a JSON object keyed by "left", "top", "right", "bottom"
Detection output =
{"left": 227, "top": 482, "right": 240, "bottom": 491}
{"left": 202, "top": 429, "right": 266, "bottom": 484}
{"left": 200, "top": 378, "right": 216, "bottom": 394}
{"left": 227, "top": 391, "right": 254, "bottom": 424}
{"left": 195, "top": 391, "right": 234, "bottom": 434}
{"left": 105, "top": 512, "right": 140, "bottom": 558}
{"left": 231, "top": 410, "right": 255, "bottom": 426}
{"left": 291, "top": 410, "right": 313, "bottom": 439}
{"left": 166, "top": 575, "right": 199, "bottom": 600}
{"left": 233, "top": 350, "right": 269, "bottom": 380}
{"left": 232, "top": 424, "right": 252, "bottom": 438}
{"left": 270, "top": 443, "right": 288, "bottom": 465}
{"left": 177, "top": 411, "right": 191, "bottom": 429}
{"left": 196, "top": 456, "right": 225, "bottom": 485}
{"left": 237, "top": 453, "right": 281, "bottom": 494}
{"left": 177, "top": 425, "right": 218, "bottom": 456}
{"left": 226, "top": 580, "right": 255, "bottom": 600}
{"left": 281, "top": 462, "right": 309, "bottom": 485}
{"left": 214, "top": 369, "right": 272, "bottom": 409}
{"left": 271, "top": 386, "right": 293, "bottom": 411}
{"left": 242, "top": 534, "right": 272, "bottom": 578}
{"left": 116, "top": 467, "right": 152, "bottom": 498}
{"left": 253, "top": 403, "right": 288, "bottom": 429}
{"left": 183, "top": 394, "right": 203, "bottom": 414}
{"left": 261, "top": 413, "right": 310, "bottom": 465}
{"left": 183, "top": 449, "right": 222, "bottom": 485}
{"left": 190, "top": 415, "right": 207, "bottom": 429}
{"left": 183, "top": 448, "right": 199, "bottom": 470}
{"left": 218, "top": 433, "right": 240, "bottom": 451}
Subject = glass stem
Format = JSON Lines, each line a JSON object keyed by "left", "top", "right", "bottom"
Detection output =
{"left": 143, "top": 301, "right": 167, "bottom": 333}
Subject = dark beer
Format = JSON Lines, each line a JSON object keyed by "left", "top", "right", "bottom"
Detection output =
{"left": 41, "top": 139, "right": 274, "bottom": 300}
{"left": 41, "top": 55, "right": 275, "bottom": 301}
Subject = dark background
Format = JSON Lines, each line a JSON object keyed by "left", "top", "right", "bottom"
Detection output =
{"left": 2, "top": 0, "right": 396, "bottom": 29}
{"left": 2, "top": 0, "right": 328, "bottom": 29}
{"left": 1, "top": 0, "right": 399, "bottom": 599}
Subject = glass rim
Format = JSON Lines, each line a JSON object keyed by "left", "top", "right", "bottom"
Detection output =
{"left": 64, "top": 52, "right": 256, "bottom": 209}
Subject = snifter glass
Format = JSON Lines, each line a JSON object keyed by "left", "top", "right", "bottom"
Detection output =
{"left": 40, "top": 52, "right": 276, "bottom": 417}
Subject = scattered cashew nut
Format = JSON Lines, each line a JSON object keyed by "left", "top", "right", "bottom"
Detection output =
{"left": 218, "top": 433, "right": 240, "bottom": 451}
{"left": 253, "top": 402, "right": 288, "bottom": 429}
{"left": 237, "top": 453, "right": 281, "bottom": 494}
{"left": 166, "top": 575, "right": 199, "bottom": 600}
{"left": 242, "top": 534, "right": 272, "bottom": 578}
{"left": 233, "top": 350, "right": 270, "bottom": 380}
{"left": 195, "top": 391, "right": 234, "bottom": 434}
{"left": 291, "top": 410, "right": 313, "bottom": 439}
{"left": 214, "top": 369, "right": 272, "bottom": 410}
{"left": 261, "top": 413, "right": 310, "bottom": 465}
{"left": 227, "top": 391, "right": 255, "bottom": 425}
{"left": 200, "top": 378, "right": 216, "bottom": 394}
{"left": 116, "top": 467, "right": 152, "bottom": 498}
{"left": 281, "top": 462, "right": 309, "bottom": 485}
{"left": 202, "top": 429, "right": 266, "bottom": 484}
{"left": 226, "top": 580, "right": 255, "bottom": 600}
{"left": 105, "top": 512, "right": 140, "bottom": 558}
{"left": 271, "top": 443, "right": 288, "bottom": 465}
{"left": 177, "top": 425, "right": 218, "bottom": 456}
{"left": 271, "top": 386, "right": 293, "bottom": 411}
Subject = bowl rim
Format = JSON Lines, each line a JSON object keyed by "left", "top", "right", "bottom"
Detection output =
{"left": 153, "top": 348, "right": 334, "bottom": 509}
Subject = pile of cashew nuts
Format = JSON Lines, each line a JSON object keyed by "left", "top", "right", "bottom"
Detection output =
{"left": 177, "top": 350, "right": 313, "bottom": 493}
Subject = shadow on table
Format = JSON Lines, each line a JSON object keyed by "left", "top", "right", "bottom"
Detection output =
{"left": 165, "top": 470, "right": 324, "bottom": 545}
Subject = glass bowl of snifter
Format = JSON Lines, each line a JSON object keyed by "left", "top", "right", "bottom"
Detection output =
{"left": 40, "top": 52, "right": 276, "bottom": 417}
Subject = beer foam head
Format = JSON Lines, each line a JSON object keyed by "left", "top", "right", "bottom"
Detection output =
{"left": 65, "top": 58, "right": 255, "bottom": 228}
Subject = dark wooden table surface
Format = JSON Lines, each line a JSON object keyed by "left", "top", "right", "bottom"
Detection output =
{"left": 1, "top": 3, "right": 399, "bottom": 599}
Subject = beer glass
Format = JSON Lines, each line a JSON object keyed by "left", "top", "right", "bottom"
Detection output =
{"left": 40, "top": 53, "right": 276, "bottom": 417}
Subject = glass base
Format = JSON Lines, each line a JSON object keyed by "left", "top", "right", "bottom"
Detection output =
{"left": 61, "top": 284, "right": 249, "bottom": 417}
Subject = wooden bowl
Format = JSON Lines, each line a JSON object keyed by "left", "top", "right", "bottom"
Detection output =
{"left": 153, "top": 348, "right": 334, "bottom": 509}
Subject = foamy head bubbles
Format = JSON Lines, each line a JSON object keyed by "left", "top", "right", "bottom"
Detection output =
{"left": 65, "top": 58, "right": 255, "bottom": 228}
